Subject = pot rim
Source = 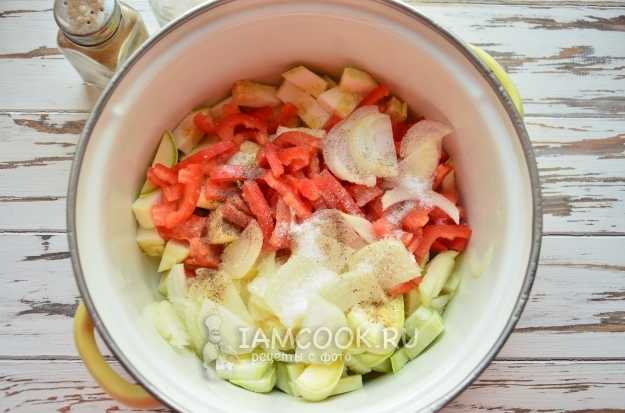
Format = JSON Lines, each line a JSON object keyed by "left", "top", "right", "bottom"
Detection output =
{"left": 67, "top": 0, "right": 542, "bottom": 411}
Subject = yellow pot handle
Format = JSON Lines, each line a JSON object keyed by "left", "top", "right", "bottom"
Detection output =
{"left": 74, "top": 301, "right": 161, "bottom": 409}
{"left": 469, "top": 45, "right": 524, "bottom": 117}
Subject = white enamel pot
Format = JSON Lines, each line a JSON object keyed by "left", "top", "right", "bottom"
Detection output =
{"left": 68, "top": 1, "right": 542, "bottom": 412}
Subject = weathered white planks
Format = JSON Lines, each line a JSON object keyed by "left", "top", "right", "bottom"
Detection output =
{"left": 2, "top": 359, "right": 625, "bottom": 412}
{"left": 1, "top": 233, "right": 623, "bottom": 359}
{"left": 0, "top": 2, "right": 624, "bottom": 118}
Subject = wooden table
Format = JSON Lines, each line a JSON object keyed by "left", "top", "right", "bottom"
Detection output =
{"left": 1, "top": 0, "right": 624, "bottom": 411}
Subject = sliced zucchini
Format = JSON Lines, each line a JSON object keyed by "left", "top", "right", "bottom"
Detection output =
{"left": 230, "top": 366, "right": 277, "bottom": 393}
{"left": 404, "top": 288, "right": 421, "bottom": 319}
{"left": 347, "top": 297, "right": 404, "bottom": 355}
{"left": 173, "top": 108, "right": 210, "bottom": 154}
{"left": 419, "top": 250, "right": 458, "bottom": 306}
{"left": 277, "top": 81, "right": 330, "bottom": 129}
{"left": 317, "top": 87, "right": 361, "bottom": 118}
{"left": 294, "top": 359, "right": 344, "bottom": 401}
{"left": 404, "top": 306, "right": 444, "bottom": 359}
{"left": 431, "top": 294, "right": 451, "bottom": 312}
{"left": 221, "top": 220, "right": 263, "bottom": 279}
{"left": 390, "top": 347, "right": 410, "bottom": 373}
{"left": 157, "top": 240, "right": 189, "bottom": 272}
{"left": 339, "top": 67, "right": 378, "bottom": 95}
{"left": 158, "top": 272, "right": 168, "bottom": 297}
{"left": 282, "top": 66, "right": 328, "bottom": 97}
{"left": 276, "top": 362, "right": 305, "bottom": 396}
{"left": 345, "top": 350, "right": 371, "bottom": 374}
{"left": 140, "top": 131, "right": 178, "bottom": 195}
{"left": 216, "top": 351, "right": 274, "bottom": 381}
{"left": 442, "top": 269, "right": 461, "bottom": 295}
{"left": 371, "top": 357, "right": 392, "bottom": 373}
{"left": 384, "top": 96, "right": 408, "bottom": 122}
{"left": 330, "top": 374, "right": 363, "bottom": 396}
{"left": 207, "top": 205, "right": 241, "bottom": 244}
{"left": 136, "top": 228, "right": 165, "bottom": 257}
{"left": 275, "top": 126, "right": 326, "bottom": 139}
{"left": 164, "top": 264, "right": 187, "bottom": 301}
{"left": 131, "top": 190, "right": 161, "bottom": 229}
{"left": 232, "top": 80, "right": 281, "bottom": 108}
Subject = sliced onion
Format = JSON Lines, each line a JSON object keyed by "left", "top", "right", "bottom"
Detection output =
{"left": 399, "top": 120, "right": 452, "bottom": 158}
{"left": 428, "top": 190, "right": 460, "bottom": 224}
{"left": 339, "top": 212, "right": 376, "bottom": 243}
{"left": 221, "top": 220, "right": 263, "bottom": 279}
{"left": 381, "top": 175, "right": 430, "bottom": 211}
{"left": 322, "top": 106, "right": 379, "bottom": 186}
{"left": 348, "top": 111, "right": 398, "bottom": 178}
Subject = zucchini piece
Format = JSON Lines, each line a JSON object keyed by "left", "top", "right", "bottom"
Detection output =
{"left": 210, "top": 96, "right": 232, "bottom": 120}
{"left": 404, "top": 288, "right": 421, "bottom": 319}
{"left": 431, "top": 294, "right": 451, "bottom": 313}
{"left": 158, "top": 272, "right": 169, "bottom": 297}
{"left": 136, "top": 228, "right": 165, "bottom": 257}
{"left": 276, "top": 81, "right": 330, "bottom": 129}
{"left": 165, "top": 264, "right": 187, "bottom": 301}
{"left": 371, "top": 357, "right": 392, "bottom": 373}
{"left": 339, "top": 67, "right": 378, "bottom": 95}
{"left": 216, "top": 352, "right": 273, "bottom": 381}
{"left": 275, "top": 126, "right": 326, "bottom": 139}
{"left": 345, "top": 352, "right": 371, "bottom": 375}
{"left": 145, "top": 300, "right": 190, "bottom": 349}
{"left": 232, "top": 80, "right": 281, "bottom": 108}
{"left": 282, "top": 66, "right": 328, "bottom": 97}
{"left": 173, "top": 108, "right": 210, "bottom": 154}
{"left": 207, "top": 205, "right": 241, "bottom": 244}
{"left": 347, "top": 297, "right": 404, "bottom": 355}
{"left": 131, "top": 190, "right": 161, "bottom": 229}
{"left": 157, "top": 240, "right": 189, "bottom": 272}
{"left": 276, "top": 362, "right": 305, "bottom": 396}
{"left": 419, "top": 250, "right": 458, "bottom": 306}
{"left": 330, "top": 374, "right": 363, "bottom": 396}
{"left": 230, "top": 366, "right": 277, "bottom": 393}
{"left": 384, "top": 96, "right": 408, "bottom": 122}
{"left": 294, "top": 359, "right": 344, "bottom": 402}
{"left": 404, "top": 306, "right": 444, "bottom": 359}
{"left": 323, "top": 75, "right": 338, "bottom": 89}
{"left": 390, "top": 347, "right": 410, "bottom": 373}
{"left": 140, "top": 131, "right": 178, "bottom": 195}
{"left": 317, "top": 87, "right": 361, "bottom": 118}
{"left": 442, "top": 270, "right": 461, "bottom": 295}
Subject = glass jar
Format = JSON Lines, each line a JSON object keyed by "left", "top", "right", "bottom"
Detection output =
{"left": 55, "top": 0, "right": 149, "bottom": 88}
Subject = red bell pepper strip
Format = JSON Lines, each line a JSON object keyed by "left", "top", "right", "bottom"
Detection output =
{"left": 273, "top": 131, "right": 322, "bottom": 149}
{"left": 274, "top": 103, "right": 298, "bottom": 128}
{"left": 185, "top": 238, "right": 221, "bottom": 269}
{"left": 372, "top": 217, "right": 395, "bottom": 238}
{"left": 358, "top": 84, "right": 390, "bottom": 107}
{"left": 402, "top": 205, "right": 431, "bottom": 233}
{"left": 307, "top": 154, "right": 321, "bottom": 177}
{"left": 346, "top": 184, "right": 383, "bottom": 207}
{"left": 365, "top": 196, "right": 384, "bottom": 221}
{"left": 406, "top": 228, "right": 423, "bottom": 254}
{"left": 278, "top": 145, "right": 313, "bottom": 166}
{"left": 221, "top": 102, "right": 240, "bottom": 118}
{"left": 175, "top": 140, "right": 235, "bottom": 171}
{"left": 296, "top": 178, "right": 321, "bottom": 201}
{"left": 209, "top": 164, "right": 246, "bottom": 183}
{"left": 228, "top": 193, "right": 252, "bottom": 216}
{"left": 193, "top": 112, "right": 216, "bottom": 134}
{"left": 448, "top": 237, "right": 468, "bottom": 252}
{"left": 151, "top": 199, "right": 177, "bottom": 228}
{"left": 312, "top": 170, "right": 362, "bottom": 215}
{"left": 269, "top": 198, "right": 292, "bottom": 250}
{"left": 241, "top": 180, "right": 274, "bottom": 240}
{"left": 222, "top": 201, "right": 253, "bottom": 228}
{"left": 401, "top": 231, "right": 414, "bottom": 248}
{"left": 264, "top": 143, "right": 284, "bottom": 177}
{"left": 147, "top": 163, "right": 178, "bottom": 187}
{"left": 323, "top": 114, "right": 342, "bottom": 132}
{"left": 387, "top": 276, "right": 422, "bottom": 297}
{"left": 217, "top": 113, "right": 268, "bottom": 145}
{"left": 392, "top": 121, "right": 410, "bottom": 143}
{"left": 414, "top": 224, "right": 471, "bottom": 263}
{"left": 248, "top": 106, "right": 274, "bottom": 123}
{"left": 430, "top": 240, "right": 449, "bottom": 253}
{"left": 157, "top": 214, "right": 206, "bottom": 241}
{"left": 164, "top": 164, "right": 203, "bottom": 229}
{"left": 162, "top": 183, "right": 184, "bottom": 202}
{"left": 263, "top": 172, "right": 312, "bottom": 219}
{"left": 433, "top": 163, "right": 453, "bottom": 190}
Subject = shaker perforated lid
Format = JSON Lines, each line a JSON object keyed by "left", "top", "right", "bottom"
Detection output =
{"left": 54, "top": 0, "right": 121, "bottom": 46}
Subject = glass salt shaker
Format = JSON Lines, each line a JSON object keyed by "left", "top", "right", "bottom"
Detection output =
{"left": 54, "top": 0, "right": 149, "bottom": 88}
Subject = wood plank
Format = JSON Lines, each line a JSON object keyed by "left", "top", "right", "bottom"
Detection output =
{"left": 1, "top": 113, "right": 622, "bottom": 233}
{"left": 1, "top": 234, "right": 623, "bottom": 359}
{"left": 0, "top": 1, "right": 624, "bottom": 118}
{"left": 1, "top": 359, "right": 624, "bottom": 412}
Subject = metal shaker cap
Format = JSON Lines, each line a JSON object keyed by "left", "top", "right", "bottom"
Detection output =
{"left": 54, "top": 0, "right": 121, "bottom": 46}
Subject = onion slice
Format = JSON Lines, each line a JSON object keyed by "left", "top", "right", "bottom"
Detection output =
{"left": 428, "top": 191, "right": 460, "bottom": 224}
{"left": 399, "top": 120, "right": 452, "bottom": 158}
{"left": 348, "top": 111, "right": 398, "bottom": 178}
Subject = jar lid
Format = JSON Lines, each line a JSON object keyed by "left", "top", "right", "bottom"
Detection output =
{"left": 54, "top": 0, "right": 121, "bottom": 46}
